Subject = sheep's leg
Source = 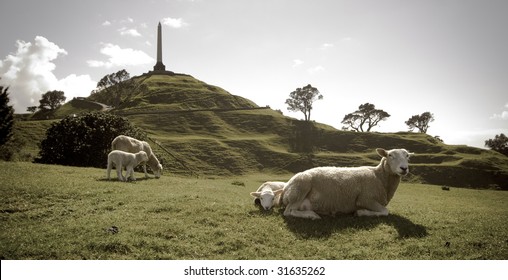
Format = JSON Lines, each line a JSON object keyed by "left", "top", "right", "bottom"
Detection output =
{"left": 106, "top": 161, "right": 112, "bottom": 180}
{"left": 284, "top": 199, "right": 321, "bottom": 220}
{"left": 127, "top": 166, "right": 136, "bottom": 181}
{"left": 355, "top": 201, "right": 389, "bottom": 217}
{"left": 143, "top": 163, "right": 148, "bottom": 178}
{"left": 284, "top": 207, "right": 321, "bottom": 220}
{"left": 117, "top": 163, "right": 124, "bottom": 181}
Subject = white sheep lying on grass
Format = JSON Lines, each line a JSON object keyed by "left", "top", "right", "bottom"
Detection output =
{"left": 107, "top": 150, "right": 149, "bottom": 181}
{"left": 250, "top": 181, "right": 286, "bottom": 210}
{"left": 282, "top": 148, "right": 413, "bottom": 219}
{"left": 112, "top": 135, "right": 163, "bottom": 178}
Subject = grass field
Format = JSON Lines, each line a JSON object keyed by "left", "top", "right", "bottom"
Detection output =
{"left": 1, "top": 161, "right": 506, "bottom": 260}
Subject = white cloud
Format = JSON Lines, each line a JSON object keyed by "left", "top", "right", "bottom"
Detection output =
{"left": 87, "top": 43, "right": 154, "bottom": 68}
{"left": 55, "top": 74, "right": 96, "bottom": 100}
{"left": 161, "top": 17, "right": 188, "bottom": 28}
{"left": 119, "top": 28, "right": 142, "bottom": 37}
{"left": 307, "top": 65, "right": 325, "bottom": 75}
{"left": 490, "top": 103, "right": 508, "bottom": 120}
{"left": 292, "top": 59, "right": 304, "bottom": 68}
{"left": 320, "top": 43, "right": 334, "bottom": 50}
{"left": 0, "top": 36, "right": 96, "bottom": 113}
{"left": 102, "top": 20, "right": 112, "bottom": 26}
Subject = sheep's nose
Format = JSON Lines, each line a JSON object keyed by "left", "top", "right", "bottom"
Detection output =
{"left": 400, "top": 167, "right": 408, "bottom": 174}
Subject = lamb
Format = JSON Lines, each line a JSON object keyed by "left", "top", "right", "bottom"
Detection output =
{"left": 111, "top": 135, "right": 163, "bottom": 178}
{"left": 250, "top": 181, "right": 286, "bottom": 210}
{"left": 107, "top": 150, "right": 149, "bottom": 181}
{"left": 282, "top": 148, "right": 413, "bottom": 219}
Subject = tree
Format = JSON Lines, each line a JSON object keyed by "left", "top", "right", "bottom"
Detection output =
{"left": 485, "top": 133, "right": 508, "bottom": 157}
{"left": 0, "top": 84, "right": 14, "bottom": 146}
{"left": 27, "top": 106, "right": 38, "bottom": 114}
{"left": 36, "top": 112, "right": 146, "bottom": 167}
{"left": 94, "top": 69, "right": 132, "bottom": 107}
{"left": 405, "top": 112, "right": 435, "bottom": 133}
{"left": 341, "top": 103, "right": 390, "bottom": 132}
{"left": 39, "top": 90, "right": 66, "bottom": 110}
{"left": 285, "top": 84, "right": 323, "bottom": 121}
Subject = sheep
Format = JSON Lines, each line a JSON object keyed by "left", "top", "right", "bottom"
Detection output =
{"left": 107, "top": 150, "right": 149, "bottom": 181}
{"left": 250, "top": 181, "right": 286, "bottom": 210}
{"left": 111, "top": 135, "right": 163, "bottom": 178}
{"left": 282, "top": 148, "right": 413, "bottom": 219}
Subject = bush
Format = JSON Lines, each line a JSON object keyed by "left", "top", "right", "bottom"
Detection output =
{"left": 35, "top": 112, "right": 145, "bottom": 168}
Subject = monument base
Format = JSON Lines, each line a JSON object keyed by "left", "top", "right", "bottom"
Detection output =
{"left": 153, "top": 62, "right": 166, "bottom": 71}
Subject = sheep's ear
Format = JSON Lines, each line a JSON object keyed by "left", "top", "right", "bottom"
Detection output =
{"left": 376, "top": 148, "right": 388, "bottom": 158}
{"left": 274, "top": 189, "right": 284, "bottom": 195}
{"left": 250, "top": 192, "right": 261, "bottom": 198}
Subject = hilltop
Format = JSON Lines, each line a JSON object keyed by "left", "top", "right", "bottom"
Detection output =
{"left": 15, "top": 73, "right": 508, "bottom": 189}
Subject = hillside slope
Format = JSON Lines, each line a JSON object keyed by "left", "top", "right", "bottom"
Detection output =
{"left": 16, "top": 73, "right": 508, "bottom": 189}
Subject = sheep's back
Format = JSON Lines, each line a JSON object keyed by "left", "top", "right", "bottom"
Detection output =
{"left": 112, "top": 136, "right": 145, "bottom": 154}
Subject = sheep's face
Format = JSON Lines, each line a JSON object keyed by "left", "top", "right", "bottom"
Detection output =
{"left": 250, "top": 191, "right": 275, "bottom": 210}
{"left": 139, "top": 151, "right": 149, "bottom": 162}
{"left": 377, "top": 148, "right": 413, "bottom": 176}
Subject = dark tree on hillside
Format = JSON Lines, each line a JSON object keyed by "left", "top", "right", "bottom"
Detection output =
{"left": 27, "top": 106, "right": 38, "bottom": 114}
{"left": 92, "top": 69, "right": 141, "bottom": 108}
{"left": 341, "top": 103, "right": 390, "bottom": 132}
{"left": 0, "top": 84, "right": 14, "bottom": 146}
{"left": 485, "top": 133, "right": 508, "bottom": 156}
{"left": 285, "top": 84, "right": 323, "bottom": 121}
{"left": 39, "top": 90, "right": 66, "bottom": 110}
{"left": 405, "top": 112, "right": 435, "bottom": 133}
{"left": 36, "top": 112, "right": 146, "bottom": 167}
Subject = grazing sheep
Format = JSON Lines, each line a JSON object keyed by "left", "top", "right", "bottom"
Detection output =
{"left": 107, "top": 150, "right": 149, "bottom": 181}
{"left": 250, "top": 181, "right": 286, "bottom": 210}
{"left": 112, "top": 135, "right": 163, "bottom": 178}
{"left": 282, "top": 148, "right": 413, "bottom": 219}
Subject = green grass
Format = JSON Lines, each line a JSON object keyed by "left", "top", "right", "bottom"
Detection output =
{"left": 1, "top": 162, "right": 506, "bottom": 260}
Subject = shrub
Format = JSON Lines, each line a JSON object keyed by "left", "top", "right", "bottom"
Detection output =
{"left": 35, "top": 112, "right": 145, "bottom": 168}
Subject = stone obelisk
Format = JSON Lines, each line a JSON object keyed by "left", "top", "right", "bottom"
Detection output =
{"left": 153, "top": 22, "right": 166, "bottom": 71}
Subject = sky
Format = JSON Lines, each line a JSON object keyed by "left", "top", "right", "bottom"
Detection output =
{"left": 1, "top": 0, "right": 507, "bottom": 149}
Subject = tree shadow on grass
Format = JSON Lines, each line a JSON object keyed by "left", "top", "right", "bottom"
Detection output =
{"left": 281, "top": 211, "right": 427, "bottom": 239}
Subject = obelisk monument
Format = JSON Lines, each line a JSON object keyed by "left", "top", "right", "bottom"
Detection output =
{"left": 153, "top": 22, "right": 166, "bottom": 71}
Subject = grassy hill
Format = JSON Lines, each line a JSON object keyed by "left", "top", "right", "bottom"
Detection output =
{"left": 13, "top": 73, "right": 508, "bottom": 189}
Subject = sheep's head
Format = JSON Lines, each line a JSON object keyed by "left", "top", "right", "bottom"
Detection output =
{"left": 250, "top": 189, "right": 283, "bottom": 210}
{"left": 154, "top": 164, "right": 163, "bottom": 178}
{"left": 377, "top": 148, "right": 413, "bottom": 176}
{"left": 139, "top": 151, "right": 149, "bottom": 162}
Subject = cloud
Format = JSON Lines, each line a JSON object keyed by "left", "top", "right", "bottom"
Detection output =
{"left": 0, "top": 36, "right": 96, "bottom": 113}
{"left": 102, "top": 20, "right": 112, "bottom": 26}
{"left": 119, "top": 28, "right": 142, "bottom": 37}
{"left": 87, "top": 43, "right": 154, "bottom": 68}
{"left": 490, "top": 103, "right": 508, "bottom": 120}
{"left": 292, "top": 59, "right": 304, "bottom": 68}
{"left": 307, "top": 65, "right": 325, "bottom": 75}
{"left": 320, "top": 43, "right": 334, "bottom": 50}
{"left": 55, "top": 74, "right": 96, "bottom": 99}
{"left": 161, "top": 17, "right": 188, "bottom": 28}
